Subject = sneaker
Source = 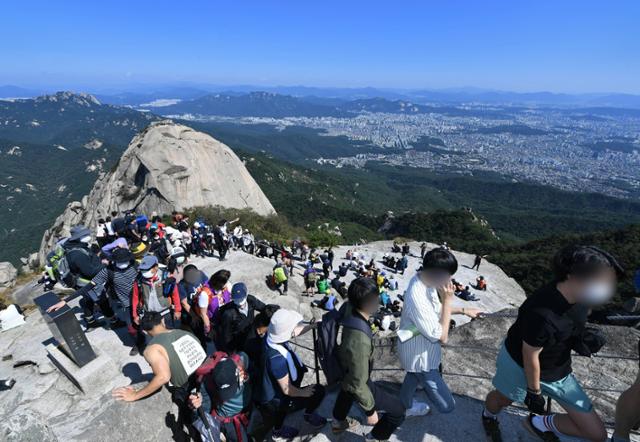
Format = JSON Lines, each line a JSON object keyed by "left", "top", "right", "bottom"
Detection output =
{"left": 304, "top": 412, "right": 327, "bottom": 429}
{"left": 363, "top": 431, "right": 387, "bottom": 442}
{"left": 482, "top": 414, "right": 503, "bottom": 442}
{"left": 332, "top": 416, "right": 359, "bottom": 434}
{"left": 522, "top": 414, "right": 560, "bottom": 442}
{"left": 271, "top": 426, "right": 299, "bottom": 441}
{"left": 405, "top": 400, "right": 431, "bottom": 417}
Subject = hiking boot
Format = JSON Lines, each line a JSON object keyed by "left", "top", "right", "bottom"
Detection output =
{"left": 406, "top": 400, "right": 431, "bottom": 417}
{"left": 332, "top": 416, "right": 359, "bottom": 434}
{"left": 109, "top": 318, "right": 127, "bottom": 329}
{"left": 363, "top": 431, "right": 388, "bottom": 442}
{"left": 85, "top": 319, "right": 102, "bottom": 330}
{"left": 304, "top": 412, "right": 327, "bottom": 429}
{"left": 271, "top": 426, "right": 299, "bottom": 441}
{"left": 522, "top": 414, "right": 560, "bottom": 441}
{"left": 482, "top": 414, "right": 503, "bottom": 442}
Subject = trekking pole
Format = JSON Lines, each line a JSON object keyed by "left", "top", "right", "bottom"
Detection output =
{"left": 192, "top": 388, "right": 216, "bottom": 442}
{"left": 311, "top": 327, "right": 321, "bottom": 385}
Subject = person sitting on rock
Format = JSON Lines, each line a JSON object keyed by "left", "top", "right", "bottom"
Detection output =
{"left": 338, "top": 262, "right": 349, "bottom": 277}
{"left": 331, "top": 274, "right": 348, "bottom": 299}
{"left": 482, "top": 245, "right": 622, "bottom": 442}
{"left": 476, "top": 276, "right": 488, "bottom": 291}
{"left": 112, "top": 311, "right": 206, "bottom": 434}
{"left": 399, "top": 248, "right": 482, "bottom": 417}
{"left": 611, "top": 339, "right": 640, "bottom": 442}
{"left": 218, "top": 283, "right": 266, "bottom": 353}
{"left": 258, "top": 309, "right": 327, "bottom": 441}
{"left": 456, "top": 285, "right": 480, "bottom": 302}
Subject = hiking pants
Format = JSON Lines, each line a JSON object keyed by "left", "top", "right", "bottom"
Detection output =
{"left": 125, "top": 306, "right": 146, "bottom": 351}
{"left": 333, "top": 381, "right": 405, "bottom": 440}
{"left": 400, "top": 370, "right": 455, "bottom": 413}
{"left": 260, "top": 384, "right": 325, "bottom": 432}
{"left": 80, "top": 294, "right": 115, "bottom": 321}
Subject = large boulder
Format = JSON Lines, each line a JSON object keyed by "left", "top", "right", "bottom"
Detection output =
{"left": 0, "top": 262, "right": 18, "bottom": 290}
{"left": 39, "top": 120, "right": 276, "bottom": 261}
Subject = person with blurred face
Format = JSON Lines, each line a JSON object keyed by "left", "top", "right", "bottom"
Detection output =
{"left": 399, "top": 248, "right": 482, "bottom": 417}
{"left": 483, "top": 245, "right": 623, "bottom": 442}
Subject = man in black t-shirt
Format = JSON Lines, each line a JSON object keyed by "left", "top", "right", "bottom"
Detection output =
{"left": 481, "top": 245, "right": 623, "bottom": 442}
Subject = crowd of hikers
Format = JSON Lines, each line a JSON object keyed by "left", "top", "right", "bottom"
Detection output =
{"left": 39, "top": 209, "right": 640, "bottom": 442}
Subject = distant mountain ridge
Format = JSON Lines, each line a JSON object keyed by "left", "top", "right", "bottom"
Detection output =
{"left": 160, "top": 91, "right": 348, "bottom": 118}
{"left": 5, "top": 84, "right": 640, "bottom": 108}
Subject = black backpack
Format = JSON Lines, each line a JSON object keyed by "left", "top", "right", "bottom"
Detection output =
{"left": 315, "top": 303, "right": 372, "bottom": 385}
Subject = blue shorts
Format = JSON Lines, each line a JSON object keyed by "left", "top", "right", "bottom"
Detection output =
{"left": 492, "top": 343, "right": 593, "bottom": 413}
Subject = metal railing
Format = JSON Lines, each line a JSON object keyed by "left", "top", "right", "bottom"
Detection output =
{"left": 288, "top": 322, "right": 640, "bottom": 435}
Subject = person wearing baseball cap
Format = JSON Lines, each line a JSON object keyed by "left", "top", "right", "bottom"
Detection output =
{"left": 258, "top": 309, "right": 327, "bottom": 441}
{"left": 218, "top": 282, "right": 267, "bottom": 354}
{"left": 131, "top": 254, "right": 182, "bottom": 331}
{"left": 188, "top": 352, "right": 253, "bottom": 442}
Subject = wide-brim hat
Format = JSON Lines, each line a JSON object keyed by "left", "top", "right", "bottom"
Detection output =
{"left": 268, "top": 309, "right": 303, "bottom": 343}
{"left": 69, "top": 225, "right": 91, "bottom": 241}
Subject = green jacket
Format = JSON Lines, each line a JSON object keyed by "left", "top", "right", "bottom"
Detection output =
{"left": 337, "top": 306, "right": 375, "bottom": 412}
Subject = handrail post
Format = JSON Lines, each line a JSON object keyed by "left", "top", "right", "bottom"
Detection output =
{"left": 312, "top": 327, "right": 320, "bottom": 385}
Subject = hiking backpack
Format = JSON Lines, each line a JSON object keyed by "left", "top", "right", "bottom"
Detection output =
{"left": 47, "top": 240, "right": 88, "bottom": 288}
{"left": 195, "top": 351, "right": 248, "bottom": 405}
{"left": 273, "top": 267, "right": 287, "bottom": 284}
{"left": 315, "top": 304, "right": 373, "bottom": 385}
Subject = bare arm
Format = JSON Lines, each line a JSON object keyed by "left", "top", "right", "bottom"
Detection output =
{"left": 112, "top": 345, "right": 171, "bottom": 402}
{"left": 522, "top": 342, "right": 543, "bottom": 392}
{"left": 276, "top": 374, "right": 313, "bottom": 398}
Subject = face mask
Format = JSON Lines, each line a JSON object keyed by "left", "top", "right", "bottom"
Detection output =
{"left": 580, "top": 282, "right": 613, "bottom": 305}
{"left": 141, "top": 270, "right": 155, "bottom": 279}
{"left": 80, "top": 235, "right": 92, "bottom": 244}
{"left": 116, "top": 262, "right": 129, "bottom": 270}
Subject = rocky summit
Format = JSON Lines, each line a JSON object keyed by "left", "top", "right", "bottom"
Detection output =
{"left": 39, "top": 121, "right": 276, "bottom": 261}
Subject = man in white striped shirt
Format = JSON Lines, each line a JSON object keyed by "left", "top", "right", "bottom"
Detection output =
{"left": 398, "top": 248, "right": 482, "bottom": 417}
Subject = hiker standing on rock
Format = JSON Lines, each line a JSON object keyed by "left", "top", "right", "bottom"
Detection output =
{"left": 398, "top": 248, "right": 482, "bottom": 417}
{"left": 331, "top": 277, "right": 406, "bottom": 441}
{"left": 47, "top": 225, "right": 124, "bottom": 329}
{"left": 482, "top": 245, "right": 622, "bottom": 442}
{"left": 611, "top": 339, "right": 640, "bottom": 442}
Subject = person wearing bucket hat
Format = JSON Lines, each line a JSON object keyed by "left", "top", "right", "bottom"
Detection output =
{"left": 257, "top": 309, "right": 326, "bottom": 441}
{"left": 218, "top": 282, "right": 266, "bottom": 354}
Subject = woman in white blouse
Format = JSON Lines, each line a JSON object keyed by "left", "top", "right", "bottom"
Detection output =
{"left": 398, "top": 248, "right": 482, "bottom": 416}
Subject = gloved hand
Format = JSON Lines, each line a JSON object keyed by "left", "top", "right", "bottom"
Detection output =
{"left": 524, "top": 389, "right": 546, "bottom": 414}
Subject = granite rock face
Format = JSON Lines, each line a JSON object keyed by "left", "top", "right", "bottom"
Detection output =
{"left": 39, "top": 120, "right": 276, "bottom": 262}
{"left": 0, "top": 261, "right": 18, "bottom": 290}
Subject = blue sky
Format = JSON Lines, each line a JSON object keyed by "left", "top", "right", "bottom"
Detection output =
{"left": 1, "top": 0, "right": 638, "bottom": 93}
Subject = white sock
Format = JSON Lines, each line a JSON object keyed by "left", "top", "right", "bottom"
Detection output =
{"left": 483, "top": 407, "right": 498, "bottom": 419}
{"left": 532, "top": 414, "right": 561, "bottom": 435}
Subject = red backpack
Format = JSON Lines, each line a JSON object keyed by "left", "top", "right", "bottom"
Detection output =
{"left": 195, "top": 351, "right": 248, "bottom": 405}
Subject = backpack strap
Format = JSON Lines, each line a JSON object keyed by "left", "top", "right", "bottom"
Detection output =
{"left": 195, "top": 351, "right": 228, "bottom": 384}
{"left": 341, "top": 314, "right": 372, "bottom": 339}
